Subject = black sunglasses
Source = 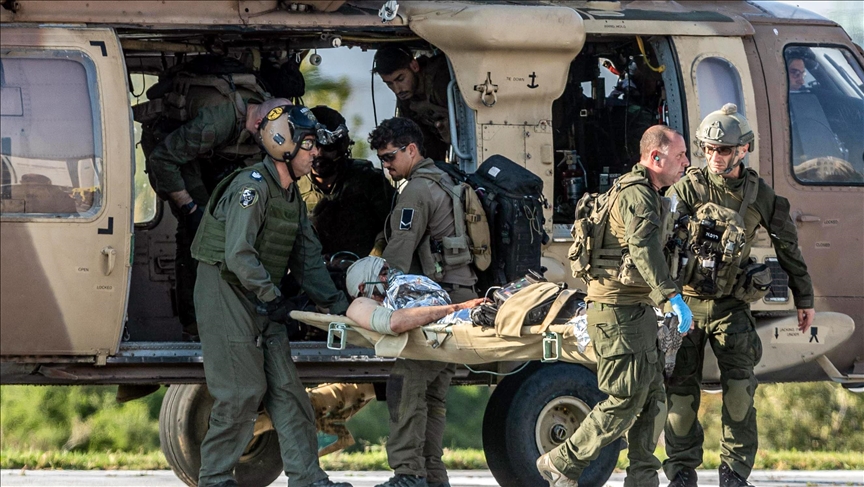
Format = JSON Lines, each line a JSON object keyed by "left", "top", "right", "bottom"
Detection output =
{"left": 700, "top": 142, "right": 736, "bottom": 157}
{"left": 377, "top": 146, "right": 407, "bottom": 163}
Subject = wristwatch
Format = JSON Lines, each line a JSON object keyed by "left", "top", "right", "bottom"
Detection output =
{"left": 181, "top": 201, "right": 197, "bottom": 215}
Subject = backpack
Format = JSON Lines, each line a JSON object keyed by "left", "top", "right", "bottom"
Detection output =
{"left": 133, "top": 55, "right": 271, "bottom": 195}
{"left": 133, "top": 55, "right": 269, "bottom": 128}
{"left": 567, "top": 172, "right": 652, "bottom": 282}
{"left": 469, "top": 271, "right": 584, "bottom": 337}
{"left": 415, "top": 162, "right": 493, "bottom": 272}
{"left": 466, "top": 155, "right": 549, "bottom": 287}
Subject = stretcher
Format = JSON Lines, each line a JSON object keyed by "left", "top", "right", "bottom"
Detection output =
{"left": 290, "top": 310, "right": 598, "bottom": 365}
{"left": 289, "top": 309, "right": 856, "bottom": 380}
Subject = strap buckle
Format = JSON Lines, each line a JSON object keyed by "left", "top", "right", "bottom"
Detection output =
{"left": 542, "top": 331, "right": 561, "bottom": 363}
{"left": 327, "top": 322, "right": 349, "bottom": 350}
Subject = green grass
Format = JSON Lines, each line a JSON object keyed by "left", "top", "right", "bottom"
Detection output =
{"left": 2, "top": 447, "right": 862, "bottom": 471}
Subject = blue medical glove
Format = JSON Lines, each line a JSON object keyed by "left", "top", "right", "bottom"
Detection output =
{"left": 669, "top": 294, "right": 693, "bottom": 334}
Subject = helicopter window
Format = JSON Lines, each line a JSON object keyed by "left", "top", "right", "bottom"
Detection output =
{"left": 694, "top": 56, "right": 746, "bottom": 121}
{"left": 0, "top": 52, "right": 103, "bottom": 218}
{"left": 129, "top": 73, "right": 159, "bottom": 225}
{"left": 785, "top": 45, "right": 864, "bottom": 186}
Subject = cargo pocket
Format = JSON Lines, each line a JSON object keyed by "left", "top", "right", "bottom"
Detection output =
{"left": 223, "top": 334, "right": 265, "bottom": 420}
{"left": 715, "top": 313, "right": 762, "bottom": 368}
{"left": 590, "top": 307, "right": 655, "bottom": 398}
{"left": 263, "top": 333, "right": 299, "bottom": 391}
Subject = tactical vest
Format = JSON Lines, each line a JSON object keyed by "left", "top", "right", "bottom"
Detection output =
{"left": 569, "top": 170, "right": 675, "bottom": 285}
{"left": 134, "top": 73, "right": 268, "bottom": 160}
{"left": 191, "top": 163, "right": 300, "bottom": 287}
{"left": 412, "top": 166, "right": 492, "bottom": 277}
{"left": 678, "top": 167, "right": 758, "bottom": 298}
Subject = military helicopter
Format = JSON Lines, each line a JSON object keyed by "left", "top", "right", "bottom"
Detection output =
{"left": 2, "top": 2, "right": 862, "bottom": 486}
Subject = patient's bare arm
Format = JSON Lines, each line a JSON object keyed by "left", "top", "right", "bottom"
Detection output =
{"left": 346, "top": 297, "right": 487, "bottom": 334}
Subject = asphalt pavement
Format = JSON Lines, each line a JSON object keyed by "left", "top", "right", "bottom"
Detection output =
{"left": 2, "top": 469, "right": 863, "bottom": 486}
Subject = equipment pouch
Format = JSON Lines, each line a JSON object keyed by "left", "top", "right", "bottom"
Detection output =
{"left": 418, "top": 237, "right": 445, "bottom": 281}
{"left": 441, "top": 235, "right": 473, "bottom": 267}
{"left": 733, "top": 259, "right": 772, "bottom": 303}
{"left": 568, "top": 218, "right": 593, "bottom": 279}
{"left": 617, "top": 252, "right": 647, "bottom": 287}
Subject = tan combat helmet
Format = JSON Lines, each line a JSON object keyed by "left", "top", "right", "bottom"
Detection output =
{"left": 255, "top": 104, "right": 321, "bottom": 163}
{"left": 696, "top": 103, "right": 755, "bottom": 152}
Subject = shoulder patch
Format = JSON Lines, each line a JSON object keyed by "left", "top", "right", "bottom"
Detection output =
{"left": 399, "top": 208, "right": 414, "bottom": 230}
{"left": 250, "top": 171, "right": 263, "bottom": 181}
{"left": 239, "top": 187, "right": 259, "bottom": 208}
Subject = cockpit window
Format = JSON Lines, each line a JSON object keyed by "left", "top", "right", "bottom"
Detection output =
{"left": 0, "top": 52, "right": 104, "bottom": 218}
{"left": 785, "top": 45, "right": 864, "bottom": 185}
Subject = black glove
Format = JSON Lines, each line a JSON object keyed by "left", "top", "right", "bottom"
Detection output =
{"left": 185, "top": 204, "right": 205, "bottom": 238}
{"left": 262, "top": 295, "right": 294, "bottom": 324}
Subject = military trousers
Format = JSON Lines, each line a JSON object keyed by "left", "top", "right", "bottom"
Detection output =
{"left": 194, "top": 263, "right": 326, "bottom": 487}
{"left": 551, "top": 303, "right": 666, "bottom": 487}
{"left": 168, "top": 198, "right": 206, "bottom": 336}
{"left": 663, "top": 296, "right": 762, "bottom": 481}
{"left": 386, "top": 359, "right": 456, "bottom": 483}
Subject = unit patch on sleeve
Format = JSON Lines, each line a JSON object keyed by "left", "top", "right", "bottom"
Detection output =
{"left": 250, "top": 171, "right": 263, "bottom": 181}
{"left": 399, "top": 208, "right": 414, "bottom": 230}
{"left": 239, "top": 187, "right": 259, "bottom": 208}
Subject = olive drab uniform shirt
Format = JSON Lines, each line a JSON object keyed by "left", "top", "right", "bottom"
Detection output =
{"left": 383, "top": 158, "right": 477, "bottom": 287}
{"left": 145, "top": 88, "right": 264, "bottom": 205}
{"left": 397, "top": 55, "right": 452, "bottom": 161}
{"left": 297, "top": 159, "right": 395, "bottom": 257}
{"left": 669, "top": 167, "right": 814, "bottom": 308}
{"left": 588, "top": 163, "right": 680, "bottom": 307}
{"left": 193, "top": 156, "right": 348, "bottom": 313}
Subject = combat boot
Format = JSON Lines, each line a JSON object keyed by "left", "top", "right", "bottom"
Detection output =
{"left": 536, "top": 453, "right": 579, "bottom": 487}
{"left": 719, "top": 463, "right": 755, "bottom": 487}
{"left": 308, "top": 478, "right": 354, "bottom": 487}
{"left": 374, "top": 474, "right": 428, "bottom": 487}
{"left": 667, "top": 466, "right": 698, "bottom": 487}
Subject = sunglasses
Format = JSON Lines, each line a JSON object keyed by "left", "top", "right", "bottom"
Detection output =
{"left": 377, "top": 146, "right": 406, "bottom": 163}
{"left": 701, "top": 143, "right": 736, "bottom": 156}
{"left": 297, "top": 138, "right": 316, "bottom": 151}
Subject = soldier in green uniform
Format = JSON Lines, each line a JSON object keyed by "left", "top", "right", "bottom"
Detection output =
{"left": 297, "top": 106, "right": 394, "bottom": 258}
{"left": 368, "top": 117, "right": 478, "bottom": 487}
{"left": 190, "top": 105, "right": 351, "bottom": 487}
{"left": 663, "top": 104, "right": 815, "bottom": 487}
{"left": 140, "top": 62, "right": 272, "bottom": 339}
{"left": 537, "top": 125, "right": 693, "bottom": 487}
{"left": 373, "top": 46, "right": 452, "bottom": 161}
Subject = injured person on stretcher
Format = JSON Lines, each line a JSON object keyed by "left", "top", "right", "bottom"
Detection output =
{"left": 290, "top": 256, "right": 682, "bottom": 370}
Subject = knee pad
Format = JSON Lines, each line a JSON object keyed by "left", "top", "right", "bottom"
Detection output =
{"left": 725, "top": 377, "right": 754, "bottom": 422}
{"left": 667, "top": 394, "right": 697, "bottom": 437}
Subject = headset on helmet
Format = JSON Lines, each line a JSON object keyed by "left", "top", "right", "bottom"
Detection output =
{"left": 256, "top": 105, "right": 321, "bottom": 162}
{"left": 696, "top": 103, "right": 755, "bottom": 152}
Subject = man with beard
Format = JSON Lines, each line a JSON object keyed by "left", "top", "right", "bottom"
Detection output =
{"left": 298, "top": 106, "right": 394, "bottom": 258}
{"left": 367, "top": 117, "right": 478, "bottom": 487}
{"left": 373, "top": 47, "right": 452, "bottom": 161}
{"left": 662, "top": 104, "right": 815, "bottom": 487}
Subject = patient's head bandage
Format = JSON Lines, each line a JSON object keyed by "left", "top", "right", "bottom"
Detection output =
{"left": 346, "top": 256, "right": 387, "bottom": 299}
{"left": 370, "top": 306, "right": 397, "bottom": 335}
